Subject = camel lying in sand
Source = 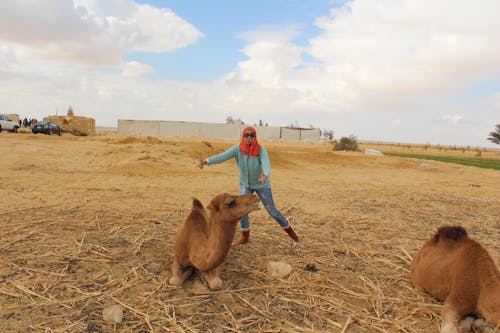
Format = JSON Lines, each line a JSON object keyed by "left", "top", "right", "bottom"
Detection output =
{"left": 410, "top": 226, "right": 500, "bottom": 333}
{"left": 169, "top": 193, "right": 260, "bottom": 290}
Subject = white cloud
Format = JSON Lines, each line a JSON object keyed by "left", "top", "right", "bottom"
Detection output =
{"left": 307, "top": 0, "right": 500, "bottom": 96}
{"left": 213, "top": 0, "right": 500, "bottom": 147}
{"left": 440, "top": 114, "right": 463, "bottom": 124}
{"left": 390, "top": 119, "right": 401, "bottom": 127}
{"left": 1, "top": 0, "right": 500, "bottom": 147}
{"left": 0, "top": 0, "right": 203, "bottom": 66}
{"left": 122, "top": 61, "right": 154, "bottom": 77}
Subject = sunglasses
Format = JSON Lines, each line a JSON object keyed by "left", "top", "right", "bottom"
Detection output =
{"left": 244, "top": 132, "right": 255, "bottom": 138}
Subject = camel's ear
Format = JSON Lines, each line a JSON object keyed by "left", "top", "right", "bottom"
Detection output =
{"left": 192, "top": 198, "right": 204, "bottom": 209}
{"left": 206, "top": 193, "right": 232, "bottom": 211}
{"left": 207, "top": 201, "right": 217, "bottom": 211}
{"left": 207, "top": 195, "right": 224, "bottom": 211}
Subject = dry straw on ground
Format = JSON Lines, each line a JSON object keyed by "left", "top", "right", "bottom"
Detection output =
{"left": 0, "top": 132, "right": 499, "bottom": 332}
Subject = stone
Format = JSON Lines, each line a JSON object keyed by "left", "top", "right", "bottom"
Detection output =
{"left": 267, "top": 261, "right": 292, "bottom": 278}
{"left": 103, "top": 304, "right": 123, "bottom": 323}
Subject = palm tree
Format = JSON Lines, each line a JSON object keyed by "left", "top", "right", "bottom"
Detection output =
{"left": 487, "top": 124, "right": 500, "bottom": 145}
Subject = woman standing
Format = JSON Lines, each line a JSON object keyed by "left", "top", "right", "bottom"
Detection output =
{"left": 197, "top": 126, "right": 299, "bottom": 244}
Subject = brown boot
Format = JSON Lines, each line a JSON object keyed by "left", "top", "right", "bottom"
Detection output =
{"left": 284, "top": 226, "right": 299, "bottom": 242}
{"left": 235, "top": 230, "right": 250, "bottom": 245}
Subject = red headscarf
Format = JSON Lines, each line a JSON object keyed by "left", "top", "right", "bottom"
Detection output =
{"left": 239, "top": 126, "right": 261, "bottom": 157}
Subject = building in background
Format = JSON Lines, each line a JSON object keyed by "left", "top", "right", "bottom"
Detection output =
{"left": 45, "top": 106, "right": 95, "bottom": 136}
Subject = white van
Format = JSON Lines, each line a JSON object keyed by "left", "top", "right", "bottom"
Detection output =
{"left": 0, "top": 114, "right": 19, "bottom": 133}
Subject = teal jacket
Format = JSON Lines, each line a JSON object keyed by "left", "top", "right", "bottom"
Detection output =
{"left": 206, "top": 144, "right": 271, "bottom": 190}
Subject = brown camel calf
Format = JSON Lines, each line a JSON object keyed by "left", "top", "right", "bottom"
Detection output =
{"left": 410, "top": 226, "right": 500, "bottom": 333}
{"left": 169, "top": 193, "right": 260, "bottom": 290}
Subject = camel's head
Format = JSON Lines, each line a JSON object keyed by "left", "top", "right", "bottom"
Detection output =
{"left": 207, "top": 193, "right": 260, "bottom": 222}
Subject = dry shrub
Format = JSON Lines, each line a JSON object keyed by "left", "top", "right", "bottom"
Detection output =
{"left": 333, "top": 135, "right": 359, "bottom": 151}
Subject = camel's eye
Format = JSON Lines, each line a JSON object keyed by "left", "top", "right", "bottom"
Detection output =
{"left": 226, "top": 200, "right": 236, "bottom": 208}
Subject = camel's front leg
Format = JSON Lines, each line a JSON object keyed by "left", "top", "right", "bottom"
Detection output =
{"left": 440, "top": 302, "right": 462, "bottom": 333}
{"left": 200, "top": 264, "right": 223, "bottom": 290}
{"left": 169, "top": 260, "right": 193, "bottom": 287}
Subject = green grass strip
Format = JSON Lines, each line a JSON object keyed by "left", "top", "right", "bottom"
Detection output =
{"left": 383, "top": 153, "right": 500, "bottom": 171}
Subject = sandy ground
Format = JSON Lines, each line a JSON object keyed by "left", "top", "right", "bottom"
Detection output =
{"left": 0, "top": 131, "right": 499, "bottom": 333}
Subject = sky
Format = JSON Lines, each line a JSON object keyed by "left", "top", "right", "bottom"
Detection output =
{"left": 1, "top": 0, "right": 500, "bottom": 148}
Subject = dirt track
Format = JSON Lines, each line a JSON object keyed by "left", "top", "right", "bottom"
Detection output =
{"left": 0, "top": 132, "right": 499, "bottom": 332}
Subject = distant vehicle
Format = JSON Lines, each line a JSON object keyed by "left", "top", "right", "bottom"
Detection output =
{"left": 32, "top": 121, "right": 62, "bottom": 136}
{"left": 0, "top": 114, "right": 19, "bottom": 133}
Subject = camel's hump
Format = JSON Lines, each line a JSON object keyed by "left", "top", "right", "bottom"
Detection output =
{"left": 434, "top": 226, "right": 468, "bottom": 243}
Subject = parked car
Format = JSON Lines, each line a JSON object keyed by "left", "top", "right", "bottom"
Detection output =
{"left": 0, "top": 114, "right": 19, "bottom": 133}
{"left": 32, "top": 121, "right": 62, "bottom": 136}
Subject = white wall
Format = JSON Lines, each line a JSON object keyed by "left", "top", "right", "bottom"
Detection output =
{"left": 159, "top": 121, "right": 199, "bottom": 137}
{"left": 118, "top": 120, "right": 320, "bottom": 143}
{"left": 254, "top": 125, "right": 281, "bottom": 140}
{"left": 280, "top": 127, "right": 301, "bottom": 142}
{"left": 300, "top": 128, "right": 322, "bottom": 142}
{"left": 118, "top": 120, "right": 159, "bottom": 136}
{"left": 200, "top": 123, "right": 241, "bottom": 139}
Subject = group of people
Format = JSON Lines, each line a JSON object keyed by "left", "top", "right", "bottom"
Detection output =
{"left": 197, "top": 126, "right": 299, "bottom": 245}
{"left": 19, "top": 117, "right": 38, "bottom": 128}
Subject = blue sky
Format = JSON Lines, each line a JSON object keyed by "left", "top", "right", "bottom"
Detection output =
{"left": 130, "top": 0, "right": 337, "bottom": 81}
{"left": 1, "top": 0, "right": 499, "bottom": 148}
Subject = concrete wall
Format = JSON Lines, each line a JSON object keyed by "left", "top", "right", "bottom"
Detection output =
{"left": 300, "top": 128, "right": 322, "bottom": 142}
{"left": 254, "top": 125, "right": 281, "bottom": 140}
{"left": 118, "top": 119, "right": 320, "bottom": 143}
{"left": 119, "top": 120, "right": 160, "bottom": 136}
{"left": 200, "top": 123, "right": 241, "bottom": 139}
{"left": 159, "top": 121, "right": 199, "bottom": 137}
{"left": 279, "top": 127, "right": 321, "bottom": 142}
{"left": 280, "top": 127, "right": 301, "bottom": 142}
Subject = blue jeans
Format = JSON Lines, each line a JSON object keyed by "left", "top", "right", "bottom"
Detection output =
{"left": 239, "top": 184, "right": 290, "bottom": 230}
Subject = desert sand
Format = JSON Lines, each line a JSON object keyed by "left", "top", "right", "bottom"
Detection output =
{"left": 0, "top": 131, "right": 499, "bottom": 333}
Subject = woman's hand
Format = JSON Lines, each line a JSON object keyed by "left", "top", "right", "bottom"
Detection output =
{"left": 197, "top": 159, "right": 207, "bottom": 169}
{"left": 258, "top": 173, "right": 268, "bottom": 183}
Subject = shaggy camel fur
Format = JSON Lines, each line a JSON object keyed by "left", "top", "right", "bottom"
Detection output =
{"left": 410, "top": 226, "right": 500, "bottom": 333}
{"left": 169, "top": 193, "right": 260, "bottom": 290}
